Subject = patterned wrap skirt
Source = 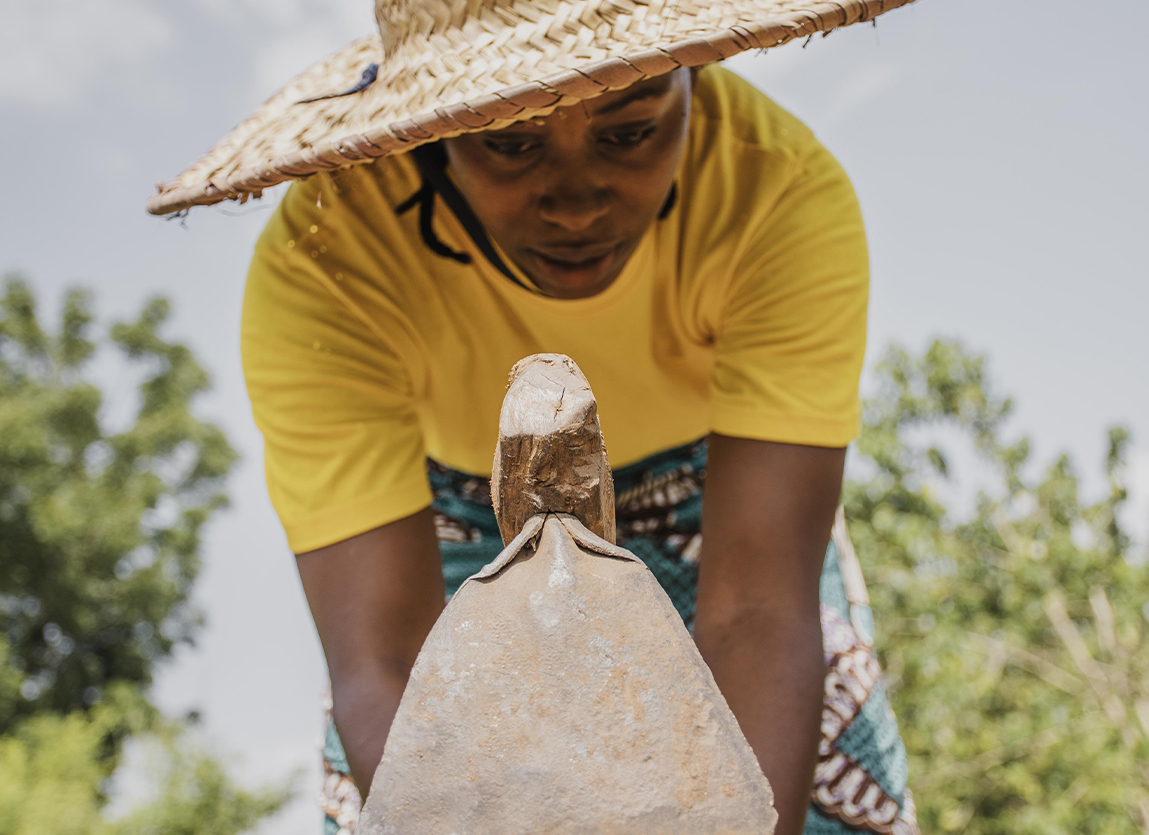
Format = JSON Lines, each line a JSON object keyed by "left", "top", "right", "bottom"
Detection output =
{"left": 319, "top": 440, "right": 919, "bottom": 835}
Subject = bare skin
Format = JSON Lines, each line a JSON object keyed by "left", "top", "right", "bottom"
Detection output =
{"left": 697, "top": 436, "right": 844, "bottom": 835}
{"left": 296, "top": 68, "right": 840, "bottom": 835}
{"left": 296, "top": 507, "right": 443, "bottom": 793}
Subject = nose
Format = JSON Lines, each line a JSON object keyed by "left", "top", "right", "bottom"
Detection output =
{"left": 537, "top": 181, "right": 610, "bottom": 233}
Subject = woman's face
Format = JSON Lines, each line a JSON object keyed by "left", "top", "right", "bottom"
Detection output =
{"left": 443, "top": 69, "right": 694, "bottom": 299}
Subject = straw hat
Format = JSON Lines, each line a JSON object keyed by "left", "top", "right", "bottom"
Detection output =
{"left": 148, "top": 0, "right": 918, "bottom": 216}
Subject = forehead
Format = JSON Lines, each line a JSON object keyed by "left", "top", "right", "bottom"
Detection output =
{"left": 588, "top": 71, "right": 675, "bottom": 114}
{"left": 477, "top": 70, "right": 683, "bottom": 133}
{"left": 586, "top": 72, "right": 679, "bottom": 117}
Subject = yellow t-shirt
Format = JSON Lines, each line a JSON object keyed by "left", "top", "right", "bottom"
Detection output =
{"left": 242, "top": 66, "right": 869, "bottom": 554}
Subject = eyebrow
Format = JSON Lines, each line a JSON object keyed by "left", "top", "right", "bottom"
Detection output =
{"left": 591, "top": 84, "right": 669, "bottom": 116}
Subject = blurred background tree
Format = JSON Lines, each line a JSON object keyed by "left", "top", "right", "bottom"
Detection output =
{"left": 847, "top": 341, "right": 1149, "bottom": 834}
{"left": 0, "top": 277, "right": 290, "bottom": 834}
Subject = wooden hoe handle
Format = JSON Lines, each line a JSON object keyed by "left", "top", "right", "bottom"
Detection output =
{"left": 490, "top": 353, "right": 615, "bottom": 545}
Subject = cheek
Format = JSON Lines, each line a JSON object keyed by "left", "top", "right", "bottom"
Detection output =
{"left": 469, "top": 180, "right": 535, "bottom": 238}
{"left": 619, "top": 134, "right": 687, "bottom": 209}
{"left": 446, "top": 149, "right": 533, "bottom": 233}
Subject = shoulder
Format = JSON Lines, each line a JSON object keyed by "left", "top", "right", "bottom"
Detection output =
{"left": 684, "top": 65, "right": 848, "bottom": 221}
{"left": 673, "top": 67, "right": 864, "bottom": 334}
{"left": 690, "top": 64, "right": 816, "bottom": 154}
{"left": 243, "top": 151, "right": 434, "bottom": 385}
{"left": 247, "top": 149, "right": 431, "bottom": 318}
{"left": 254, "top": 151, "right": 423, "bottom": 254}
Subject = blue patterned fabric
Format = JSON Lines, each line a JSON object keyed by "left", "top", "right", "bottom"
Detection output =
{"left": 323, "top": 718, "right": 350, "bottom": 774}
{"left": 836, "top": 681, "right": 908, "bottom": 804}
{"left": 321, "top": 440, "right": 917, "bottom": 834}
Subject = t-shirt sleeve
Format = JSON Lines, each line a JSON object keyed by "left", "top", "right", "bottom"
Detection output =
{"left": 242, "top": 189, "right": 431, "bottom": 554}
{"left": 709, "top": 141, "right": 869, "bottom": 448}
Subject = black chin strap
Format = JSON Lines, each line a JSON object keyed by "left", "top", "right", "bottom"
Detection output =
{"left": 659, "top": 182, "right": 678, "bottom": 220}
{"left": 398, "top": 143, "right": 678, "bottom": 290}
{"left": 394, "top": 178, "right": 469, "bottom": 265}
{"left": 403, "top": 145, "right": 522, "bottom": 286}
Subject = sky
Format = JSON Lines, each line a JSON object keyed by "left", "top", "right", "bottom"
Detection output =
{"left": 1, "top": 0, "right": 1147, "bottom": 832}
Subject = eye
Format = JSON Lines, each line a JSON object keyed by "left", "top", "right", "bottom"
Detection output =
{"left": 483, "top": 136, "right": 541, "bottom": 157}
{"left": 600, "top": 125, "right": 657, "bottom": 148}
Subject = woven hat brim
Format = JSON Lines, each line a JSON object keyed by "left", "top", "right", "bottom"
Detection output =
{"left": 148, "top": 0, "right": 917, "bottom": 216}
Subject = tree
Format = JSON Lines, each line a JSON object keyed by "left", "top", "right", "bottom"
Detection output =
{"left": 846, "top": 340, "right": 1149, "bottom": 834}
{"left": 0, "top": 686, "right": 291, "bottom": 835}
{"left": 0, "top": 276, "right": 289, "bottom": 835}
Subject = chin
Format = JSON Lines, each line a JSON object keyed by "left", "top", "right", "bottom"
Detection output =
{"left": 538, "top": 271, "right": 620, "bottom": 299}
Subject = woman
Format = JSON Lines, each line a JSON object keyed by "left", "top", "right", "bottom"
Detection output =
{"left": 150, "top": 3, "right": 920, "bottom": 834}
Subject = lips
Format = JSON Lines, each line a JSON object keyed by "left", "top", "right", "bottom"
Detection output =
{"left": 525, "top": 242, "right": 622, "bottom": 295}
{"left": 531, "top": 242, "right": 619, "bottom": 265}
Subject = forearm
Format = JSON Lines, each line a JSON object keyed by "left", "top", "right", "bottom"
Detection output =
{"left": 695, "top": 607, "right": 824, "bottom": 835}
{"left": 697, "top": 434, "right": 844, "bottom": 835}
{"left": 330, "top": 662, "right": 413, "bottom": 793}
{"left": 295, "top": 509, "right": 446, "bottom": 796}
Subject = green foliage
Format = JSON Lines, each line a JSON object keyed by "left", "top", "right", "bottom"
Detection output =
{"left": 0, "top": 684, "right": 151, "bottom": 835}
{"left": 114, "top": 748, "right": 295, "bottom": 835}
{"left": 847, "top": 340, "right": 1149, "bottom": 833}
{"left": 0, "top": 277, "right": 286, "bottom": 835}
{"left": 0, "top": 690, "right": 292, "bottom": 835}
{"left": 0, "top": 277, "right": 236, "bottom": 731}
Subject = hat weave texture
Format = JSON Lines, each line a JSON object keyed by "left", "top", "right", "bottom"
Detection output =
{"left": 148, "top": 0, "right": 917, "bottom": 216}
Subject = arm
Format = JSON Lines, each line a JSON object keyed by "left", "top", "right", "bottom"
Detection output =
{"left": 695, "top": 434, "right": 844, "bottom": 835}
{"left": 296, "top": 507, "right": 444, "bottom": 793}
